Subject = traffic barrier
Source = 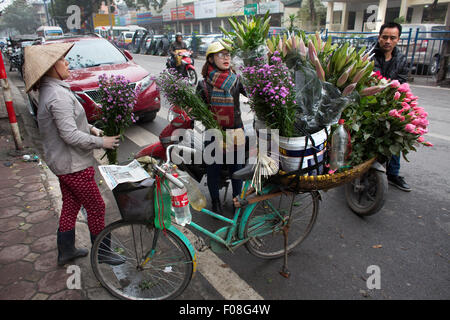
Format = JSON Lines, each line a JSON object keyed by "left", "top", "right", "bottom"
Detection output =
{"left": 0, "top": 52, "right": 23, "bottom": 150}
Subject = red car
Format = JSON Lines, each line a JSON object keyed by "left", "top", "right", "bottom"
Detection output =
{"left": 27, "top": 35, "right": 160, "bottom": 122}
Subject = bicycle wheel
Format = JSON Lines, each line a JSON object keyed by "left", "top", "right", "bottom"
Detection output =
{"left": 91, "top": 220, "right": 193, "bottom": 300}
{"left": 244, "top": 191, "right": 320, "bottom": 259}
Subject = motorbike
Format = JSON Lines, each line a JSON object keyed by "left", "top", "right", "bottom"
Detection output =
{"left": 135, "top": 106, "right": 250, "bottom": 204}
{"left": 344, "top": 160, "right": 388, "bottom": 216}
{"left": 9, "top": 48, "right": 24, "bottom": 78}
{"left": 166, "top": 49, "right": 197, "bottom": 86}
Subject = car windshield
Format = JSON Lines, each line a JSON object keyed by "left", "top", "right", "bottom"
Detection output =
{"left": 65, "top": 39, "right": 127, "bottom": 70}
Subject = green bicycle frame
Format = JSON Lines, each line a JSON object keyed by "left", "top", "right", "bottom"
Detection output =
{"left": 151, "top": 174, "right": 278, "bottom": 262}
{"left": 188, "top": 180, "right": 278, "bottom": 251}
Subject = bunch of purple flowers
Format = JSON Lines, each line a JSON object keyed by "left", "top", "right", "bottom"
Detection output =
{"left": 97, "top": 74, "right": 140, "bottom": 163}
{"left": 155, "top": 68, "right": 220, "bottom": 131}
{"left": 241, "top": 52, "right": 297, "bottom": 137}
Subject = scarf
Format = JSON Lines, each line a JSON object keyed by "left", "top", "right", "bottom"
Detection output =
{"left": 206, "top": 64, "right": 238, "bottom": 128}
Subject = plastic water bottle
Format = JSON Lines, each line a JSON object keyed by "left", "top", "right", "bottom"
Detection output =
{"left": 176, "top": 169, "right": 207, "bottom": 211}
{"left": 168, "top": 173, "right": 192, "bottom": 226}
{"left": 329, "top": 119, "right": 349, "bottom": 171}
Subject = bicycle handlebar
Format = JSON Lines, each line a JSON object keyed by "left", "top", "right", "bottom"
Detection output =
{"left": 152, "top": 145, "right": 197, "bottom": 189}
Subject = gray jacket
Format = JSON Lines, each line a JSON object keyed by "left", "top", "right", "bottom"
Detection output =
{"left": 37, "top": 76, "right": 103, "bottom": 175}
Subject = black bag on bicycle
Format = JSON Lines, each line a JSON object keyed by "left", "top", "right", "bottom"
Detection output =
{"left": 112, "top": 182, "right": 155, "bottom": 222}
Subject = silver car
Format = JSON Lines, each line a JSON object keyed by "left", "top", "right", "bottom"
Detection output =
{"left": 398, "top": 24, "right": 450, "bottom": 74}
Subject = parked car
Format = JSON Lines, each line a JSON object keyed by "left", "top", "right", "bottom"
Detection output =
{"left": 198, "top": 34, "right": 223, "bottom": 54}
{"left": 36, "top": 26, "right": 64, "bottom": 39}
{"left": 116, "top": 31, "right": 135, "bottom": 49}
{"left": 27, "top": 35, "right": 160, "bottom": 123}
{"left": 398, "top": 24, "right": 449, "bottom": 74}
{"left": 268, "top": 27, "right": 288, "bottom": 37}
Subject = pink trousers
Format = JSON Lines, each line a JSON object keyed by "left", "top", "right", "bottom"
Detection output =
{"left": 57, "top": 167, "right": 105, "bottom": 235}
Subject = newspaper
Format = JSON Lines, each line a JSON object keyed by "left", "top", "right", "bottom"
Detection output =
{"left": 99, "top": 159, "right": 151, "bottom": 190}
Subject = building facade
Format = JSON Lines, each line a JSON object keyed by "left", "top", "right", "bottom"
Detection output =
{"left": 324, "top": 0, "right": 450, "bottom": 32}
{"left": 110, "top": 0, "right": 285, "bottom": 34}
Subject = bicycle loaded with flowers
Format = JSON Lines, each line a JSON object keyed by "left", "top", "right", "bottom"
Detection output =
{"left": 217, "top": 14, "right": 432, "bottom": 198}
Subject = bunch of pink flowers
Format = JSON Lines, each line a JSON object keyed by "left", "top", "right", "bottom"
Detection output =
{"left": 386, "top": 77, "right": 432, "bottom": 147}
{"left": 342, "top": 70, "right": 432, "bottom": 166}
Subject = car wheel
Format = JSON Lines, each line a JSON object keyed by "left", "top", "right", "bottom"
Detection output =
{"left": 138, "top": 111, "right": 157, "bottom": 123}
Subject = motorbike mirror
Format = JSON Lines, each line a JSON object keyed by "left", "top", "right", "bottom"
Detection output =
{"left": 123, "top": 49, "right": 133, "bottom": 60}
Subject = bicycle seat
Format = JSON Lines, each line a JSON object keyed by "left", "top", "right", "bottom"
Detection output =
{"left": 232, "top": 164, "right": 255, "bottom": 180}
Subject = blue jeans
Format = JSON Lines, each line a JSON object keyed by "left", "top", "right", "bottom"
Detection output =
{"left": 387, "top": 155, "right": 400, "bottom": 176}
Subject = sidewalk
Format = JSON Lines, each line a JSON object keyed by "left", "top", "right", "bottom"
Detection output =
{"left": 0, "top": 117, "right": 87, "bottom": 299}
{"left": 0, "top": 72, "right": 114, "bottom": 299}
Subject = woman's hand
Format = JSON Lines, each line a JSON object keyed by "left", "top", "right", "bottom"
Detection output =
{"left": 90, "top": 126, "right": 104, "bottom": 137}
{"left": 102, "top": 135, "right": 120, "bottom": 150}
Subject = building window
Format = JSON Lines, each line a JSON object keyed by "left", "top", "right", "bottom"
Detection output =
{"left": 203, "top": 21, "right": 211, "bottom": 34}
{"left": 184, "top": 23, "right": 191, "bottom": 34}
{"left": 193, "top": 23, "right": 200, "bottom": 34}
{"left": 347, "top": 11, "right": 356, "bottom": 30}
{"left": 212, "top": 19, "right": 222, "bottom": 33}
{"left": 422, "top": 4, "right": 447, "bottom": 23}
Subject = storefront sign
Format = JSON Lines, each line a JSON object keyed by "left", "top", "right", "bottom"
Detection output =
{"left": 195, "top": 0, "right": 216, "bottom": 19}
{"left": 259, "top": 1, "right": 282, "bottom": 15}
{"left": 171, "top": 5, "right": 195, "bottom": 21}
{"left": 137, "top": 12, "right": 152, "bottom": 25}
{"left": 216, "top": 0, "right": 244, "bottom": 17}
{"left": 244, "top": 3, "right": 258, "bottom": 16}
{"left": 162, "top": 8, "right": 171, "bottom": 22}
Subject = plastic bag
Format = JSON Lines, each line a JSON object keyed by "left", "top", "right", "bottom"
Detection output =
{"left": 293, "top": 64, "right": 357, "bottom": 134}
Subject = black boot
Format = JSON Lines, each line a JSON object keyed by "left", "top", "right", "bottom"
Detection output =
{"left": 90, "top": 233, "right": 125, "bottom": 266}
{"left": 57, "top": 229, "right": 88, "bottom": 266}
{"left": 211, "top": 199, "right": 223, "bottom": 214}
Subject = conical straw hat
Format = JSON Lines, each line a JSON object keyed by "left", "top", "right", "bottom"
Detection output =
{"left": 23, "top": 42, "right": 74, "bottom": 93}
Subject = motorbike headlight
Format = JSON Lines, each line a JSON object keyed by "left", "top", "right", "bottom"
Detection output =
{"left": 138, "top": 74, "right": 153, "bottom": 92}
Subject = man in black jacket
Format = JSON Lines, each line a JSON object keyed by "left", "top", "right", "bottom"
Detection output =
{"left": 372, "top": 22, "right": 411, "bottom": 192}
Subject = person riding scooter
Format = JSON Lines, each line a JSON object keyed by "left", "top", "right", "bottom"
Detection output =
{"left": 169, "top": 32, "right": 188, "bottom": 71}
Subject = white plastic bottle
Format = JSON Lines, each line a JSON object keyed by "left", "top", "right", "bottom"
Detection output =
{"left": 176, "top": 169, "right": 207, "bottom": 211}
{"left": 168, "top": 173, "right": 192, "bottom": 226}
{"left": 329, "top": 119, "right": 349, "bottom": 171}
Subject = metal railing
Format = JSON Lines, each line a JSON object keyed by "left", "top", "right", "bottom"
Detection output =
{"left": 323, "top": 28, "right": 450, "bottom": 79}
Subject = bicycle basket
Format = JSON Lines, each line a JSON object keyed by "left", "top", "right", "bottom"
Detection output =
{"left": 112, "top": 182, "right": 155, "bottom": 222}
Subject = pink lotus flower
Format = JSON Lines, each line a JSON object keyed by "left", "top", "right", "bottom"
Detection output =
{"left": 410, "top": 101, "right": 418, "bottom": 107}
{"left": 424, "top": 141, "right": 433, "bottom": 147}
{"left": 394, "top": 91, "right": 401, "bottom": 100}
{"left": 417, "top": 136, "right": 425, "bottom": 143}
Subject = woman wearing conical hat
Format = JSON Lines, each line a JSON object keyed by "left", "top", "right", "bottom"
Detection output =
{"left": 24, "top": 43, "right": 122, "bottom": 266}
